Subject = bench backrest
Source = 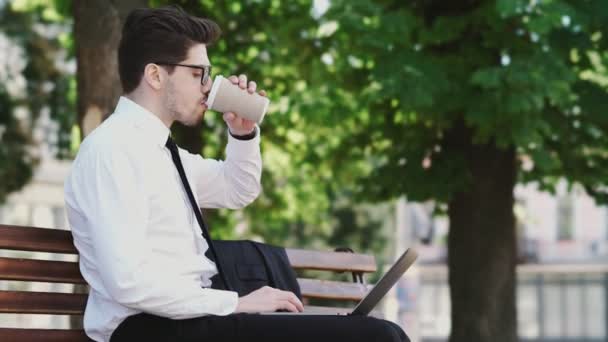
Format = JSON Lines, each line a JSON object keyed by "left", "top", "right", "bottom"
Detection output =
{"left": 0, "top": 224, "right": 377, "bottom": 341}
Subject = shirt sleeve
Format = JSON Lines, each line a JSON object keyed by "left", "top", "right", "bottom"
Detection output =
{"left": 71, "top": 145, "right": 238, "bottom": 319}
{"left": 185, "top": 126, "right": 262, "bottom": 209}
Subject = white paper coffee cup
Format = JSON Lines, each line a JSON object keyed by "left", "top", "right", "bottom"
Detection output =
{"left": 206, "top": 75, "right": 270, "bottom": 124}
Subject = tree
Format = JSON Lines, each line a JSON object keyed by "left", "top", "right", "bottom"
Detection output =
{"left": 15, "top": 2, "right": 604, "bottom": 339}
{"left": 0, "top": 1, "right": 74, "bottom": 203}
{"left": 297, "top": 0, "right": 608, "bottom": 341}
{"left": 151, "top": 0, "right": 393, "bottom": 261}
{"left": 73, "top": 0, "right": 147, "bottom": 138}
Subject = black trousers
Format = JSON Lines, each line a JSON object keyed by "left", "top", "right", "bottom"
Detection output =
{"left": 110, "top": 312, "right": 409, "bottom": 342}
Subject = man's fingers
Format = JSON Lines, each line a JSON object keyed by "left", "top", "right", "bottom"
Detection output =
{"left": 248, "top": 81, "right": 257, "bottom": 93}
{"left": 261, "top": 288, "right": 302, "bottom": 313}
{"left": 279, "top": 291, "right": 304, "bottom": 312}
{"left": 238, "top": 74, "right": 247, "bottom": 89}
{"left": 223, "top": 112, "right": 236, "bottom": 121}
{"left": 288, "top": 293, "right": 304, "bottom": 312}
{"left": 279, "top": 301, "right": 298, "bottom": 313}
{"left": 228, "top": 75, "right": 264, "bottom": 95}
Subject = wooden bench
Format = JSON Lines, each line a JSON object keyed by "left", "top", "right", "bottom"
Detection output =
{"left": 0, "top": 224, "right": 377, "bottom": 341}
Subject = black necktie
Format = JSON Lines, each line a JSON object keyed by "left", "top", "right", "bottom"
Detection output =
{"left": 165, "top": 136, "right": 231, "bottom": 290}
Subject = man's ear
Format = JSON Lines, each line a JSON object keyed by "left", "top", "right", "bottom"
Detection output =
{"left": 143, "top": 63, "right": 164, "bottom": 90}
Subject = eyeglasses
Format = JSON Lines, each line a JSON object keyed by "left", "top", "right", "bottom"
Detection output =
{"left": 154, "top": 62, "right": 213, "bottom": 86}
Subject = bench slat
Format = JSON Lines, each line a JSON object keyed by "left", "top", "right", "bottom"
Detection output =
{"left": 0, "top": 328, "right": 91, "bottom": 342}
{"left": 286, "top": 248, "right": 377, "bottom": 273}
{"left": 297, "top": 278, "right": 372, "bottom": 301}
{"left": 0, "top": 276, "right": 370, "bottom": 312}
{"left": 0, "top": 225, "right": 377, "bottom": 273}
{"left": 0, "top": 225, "right": 77, "bottom": 254}
{"left": 0, "top": 257, "right": 86, "bottom": 284}
{"left": 0, "top": 224, "right": 380, "bottom": 331}
{"left": 0, "top": 291, "right": 86, "bottom": 315}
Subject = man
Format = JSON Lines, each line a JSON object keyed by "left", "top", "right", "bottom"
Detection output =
{"left": 65, "top": 5, "right": 408, "bottom": 342}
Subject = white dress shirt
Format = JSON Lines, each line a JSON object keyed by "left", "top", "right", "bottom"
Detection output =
{"left": 64, "top": 96, "right": 262, "bottom": 342}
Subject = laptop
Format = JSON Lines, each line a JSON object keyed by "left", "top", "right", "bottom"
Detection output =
{"left": 262, "top": 248, "right": 418, "bottom": 316}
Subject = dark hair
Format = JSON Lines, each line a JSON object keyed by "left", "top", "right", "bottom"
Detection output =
{"left": 118, "top": 5, "right": 221, "bottom": 93}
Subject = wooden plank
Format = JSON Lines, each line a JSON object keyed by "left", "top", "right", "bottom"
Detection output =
{"left": 0, "top": 277, "right": 366, "bottom": 315}
{"left": 0, "top": 278, "right": 366, "bottom": 315}
{"left": 0, "top": 225, "right": 77, "bottom": 254}
{"left": 0, "top": 291, "right": 86, "bottom": 314}
{"left": 286, "top": 248, "right": 377, "bottom": 273}
{"left": 0, "top": 328, "right": 91, "bottom": 342}
{"left": 297, "top": 278, "right": 372, "bottom": 301}
{"left": 0, "top": 226, "right": 378, "bottom": 273}
{"left": 0, "top": 257, "right": 86, "bottom": 284}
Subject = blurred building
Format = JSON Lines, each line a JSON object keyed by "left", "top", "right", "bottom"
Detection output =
{"left": 515, "top": 182, "right": 608, "bottom": 264}
{"left": 390, "top": 184, "right": 608, "bottom": 342}
{"left": 408, "top": 182, "right": 608, "bottom": 265}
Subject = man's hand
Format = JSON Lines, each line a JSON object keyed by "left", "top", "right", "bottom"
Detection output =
{"left": 234, "top": 286, "right": 304, "bottom": 313}
{"left": 223, "top": 74, "right": 267, "bottom": 136}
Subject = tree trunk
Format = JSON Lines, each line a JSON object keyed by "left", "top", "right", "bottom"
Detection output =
{"left": 446, "top": 124, "right": 518, "bottom": 342}
{"left": 73, "top": 0, "right": 147, "bottom": 139}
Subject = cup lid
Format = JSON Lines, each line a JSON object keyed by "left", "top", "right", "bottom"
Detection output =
{"left": 205, "top": 74, "right": 224, "bottom": 109}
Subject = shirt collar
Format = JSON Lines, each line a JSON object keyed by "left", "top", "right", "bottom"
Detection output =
{"left": 114, "top": 96, "right": 170, "bottom": 148}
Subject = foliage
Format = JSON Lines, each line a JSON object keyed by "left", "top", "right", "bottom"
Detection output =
{"left": 305, "top": 0, "right": 608, "bottom": 205}
{"left": 0, "top": 0, "right": 75, "bottom": 203}
{"left": 156, "top": 0, "right": 608, "bottom": 258}
{"left": 148, "top": 0, "right": 393, "bottom": 259}
{"left": 2, "top": 1, "right": 605, "bottom": 339}
{"left": 5, "top": 0, "right": 607, "bottom": 267}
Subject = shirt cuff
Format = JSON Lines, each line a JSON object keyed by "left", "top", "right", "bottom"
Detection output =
{"left": 199, "top": 288, "right": 239, "bottom": 316}
{"left": 226, "top": 125, "right": 260, "bottom": 158}
{"left": 229, "top": 126, "right": 258, "bottom": 140}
